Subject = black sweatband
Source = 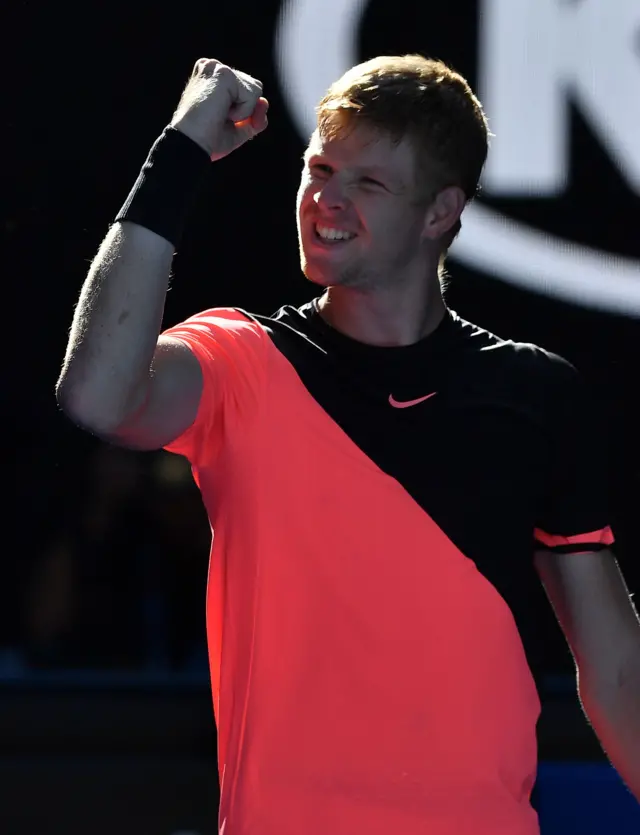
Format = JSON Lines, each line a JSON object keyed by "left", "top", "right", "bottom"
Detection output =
{"left": 115, "top": 127, "right": 211, "bottom": 248}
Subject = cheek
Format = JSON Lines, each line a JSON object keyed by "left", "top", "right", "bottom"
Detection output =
{"left": 296, "top": 180, "right": 314, "bottom": 214}
{"left": 369, "top": 210, "right": 421, "bottom": 251}
{"left": 383, "top": 205, "right": 423, "bottom": 235}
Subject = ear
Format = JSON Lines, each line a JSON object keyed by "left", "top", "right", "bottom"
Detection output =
{"left": 421, "top": 186, "right": 466, "bottom": 242}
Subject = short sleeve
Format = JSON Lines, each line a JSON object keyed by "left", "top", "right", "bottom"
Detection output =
{"left": 533, "top": 355, "right": 614, "bottom": 553}
{"left": 160, "top": 308, "right": 268, "bottom": 466}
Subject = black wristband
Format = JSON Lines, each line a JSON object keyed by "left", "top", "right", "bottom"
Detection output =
{"left": 115, "top": 127, "right": 212, "bottom": 248}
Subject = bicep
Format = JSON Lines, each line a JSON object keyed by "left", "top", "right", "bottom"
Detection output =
{"left": 107, "top": 336, "right": 204, "bottom": 451}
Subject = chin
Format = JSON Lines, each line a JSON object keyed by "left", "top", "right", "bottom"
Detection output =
{"left": 299, "top": 246, "right": 362, "bottom": 289}
{"left": 299, "top": 253, "right": 336, "bottom": 288}
{"left": 302, "top": 267, "right": 334, "bottom": 288}
{"left": 305, "top": 262, "right": 370, "bottom": 290}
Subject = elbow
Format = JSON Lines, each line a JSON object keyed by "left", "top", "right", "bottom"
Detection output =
{"left": 55, "top": 375, "right": 122, "bottom": 437}
{"left": 55, "top": 373, "right": 80, "bottom": 422}
{"left": 55, "top": 373, "right": 151, "bottom": 445}
{"left": 55, "top": 379, "right": 96, "bottom": 433}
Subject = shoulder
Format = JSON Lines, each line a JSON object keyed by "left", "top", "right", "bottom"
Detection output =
{"left": 452, "top": 311, "right": 577, "bottom": 387}
{"left": 265, "top": 301, "right": 318, "bottom": 332}
{"left": 165, "top": 306, "right": 264, "bottom": 335}
{"left": 160, "top": 308, "right": 276, "bottom": 384}
{"left": 168, "top": 302, "right": 319, "bottom": 341}
{"left": 162, "top": 306, "right": 273, "bottom": 351}
{"left": 448, "top": 313, "right": 590, "bottom": 424}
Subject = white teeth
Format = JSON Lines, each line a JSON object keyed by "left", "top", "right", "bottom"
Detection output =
{"left": 316, "top": 225, "right": 355, "bottom": 241}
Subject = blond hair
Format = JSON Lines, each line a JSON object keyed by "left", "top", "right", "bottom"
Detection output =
{"left": 317, "top": 55, "right": 490, "bottom": 206}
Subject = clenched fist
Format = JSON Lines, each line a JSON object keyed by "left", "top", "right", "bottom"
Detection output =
{"left": 171, "top": 59, "right": 269, "bottom": 161}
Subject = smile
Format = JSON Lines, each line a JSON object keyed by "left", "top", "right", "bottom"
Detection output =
{"left": 314, "top": 224, "right": 357, "bottom": 243}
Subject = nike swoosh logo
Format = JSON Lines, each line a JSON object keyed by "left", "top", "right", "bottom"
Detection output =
{"left": 388, "top": 392, "right": 437, "bottom": 409}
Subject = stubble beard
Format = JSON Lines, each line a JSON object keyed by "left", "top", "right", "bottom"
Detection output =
{"left": 299, "top": 242, "right": 381, "bottom": 290}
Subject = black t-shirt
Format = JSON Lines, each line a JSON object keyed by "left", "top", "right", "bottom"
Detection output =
{"left": 258, "top": 300, "right": 613, "bottom": 677}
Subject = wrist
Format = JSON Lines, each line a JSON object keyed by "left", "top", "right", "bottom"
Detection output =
{"left": 115, "top": 127, "right": 212, "bottom": 248}
{"left": 170, "top": 121, "right": 216, "bottom": 159}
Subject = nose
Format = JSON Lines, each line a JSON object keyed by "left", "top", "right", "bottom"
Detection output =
{"left": 314, "top": 173, "right": 348, "bottom": 211}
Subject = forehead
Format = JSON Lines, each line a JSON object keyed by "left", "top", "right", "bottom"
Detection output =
{"left": 304, "top": 126, "right": 416, "bottom": 185}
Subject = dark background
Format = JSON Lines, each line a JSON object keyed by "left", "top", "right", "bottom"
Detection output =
{"left": 4, "top": 0, "right": 640, "bottom": 832}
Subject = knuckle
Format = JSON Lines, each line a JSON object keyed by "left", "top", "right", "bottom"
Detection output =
{"left": 194, "top": 58, "right": 222, "bottom": 78}
{"left": 236, "top": 69, "right": 261, "bottom": 87}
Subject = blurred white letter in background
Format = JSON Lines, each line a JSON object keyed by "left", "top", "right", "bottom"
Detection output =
{"left": 480, "top": 0, "right": 640, "bottom": 196}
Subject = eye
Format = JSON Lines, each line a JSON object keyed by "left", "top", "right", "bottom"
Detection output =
{"left": 361, "top": 176, "right": 385, "bottom": 189}
{"left": 310, "top": 163, "right": 333, "bottom": 177}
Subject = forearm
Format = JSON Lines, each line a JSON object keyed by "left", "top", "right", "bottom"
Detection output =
{"left": 56, "top": 221, "right": 174, "bottom": 432}
{"left": 580, "top": 655, "right": 640, "bottom": 801}
{"left": 57, "top": 126, "right": 211, "bottom": 434}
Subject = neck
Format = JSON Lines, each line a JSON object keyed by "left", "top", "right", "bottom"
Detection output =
{"left": 317, "top": 275, "right": 447, "bottom": 347}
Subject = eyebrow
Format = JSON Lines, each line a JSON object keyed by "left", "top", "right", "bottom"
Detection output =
{"left": 303, "top": 153, "right": 404, "bottom": 190}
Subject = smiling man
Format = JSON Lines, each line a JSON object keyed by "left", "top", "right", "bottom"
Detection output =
{"left": 57, "top": 55, "right": 640, "bottom": 835}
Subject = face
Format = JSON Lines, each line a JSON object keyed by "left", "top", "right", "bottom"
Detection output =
{"left": 296, "top": 125, "right": 434, "bottom": 290}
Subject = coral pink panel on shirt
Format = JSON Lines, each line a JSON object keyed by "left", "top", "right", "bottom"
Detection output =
{"left": 164, "top": 310, "right": 541, "bottom": 835}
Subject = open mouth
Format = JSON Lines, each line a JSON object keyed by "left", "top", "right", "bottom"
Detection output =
{"left": 313, "top": 224, "right": 358, "bottom": 245}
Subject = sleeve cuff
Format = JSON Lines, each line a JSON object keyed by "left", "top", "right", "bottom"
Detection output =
{"left": 534, "top": 526, "right": 614, "bottom": 551}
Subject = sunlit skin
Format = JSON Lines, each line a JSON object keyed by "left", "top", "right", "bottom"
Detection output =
{"left": 295, "top": 124, "right": 466, "bottom": 346}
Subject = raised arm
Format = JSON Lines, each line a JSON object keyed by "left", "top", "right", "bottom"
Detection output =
{"left": 56, "top": 59, "right": 269, "bottom": 450}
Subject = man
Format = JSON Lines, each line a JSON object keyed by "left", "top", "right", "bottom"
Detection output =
{"left": 57, "top": 55, "right": 640, "bottom": 834}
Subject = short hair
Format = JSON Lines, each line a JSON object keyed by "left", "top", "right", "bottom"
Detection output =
{"left": 316, "top": 55, "right": 490, "bottom": 205}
